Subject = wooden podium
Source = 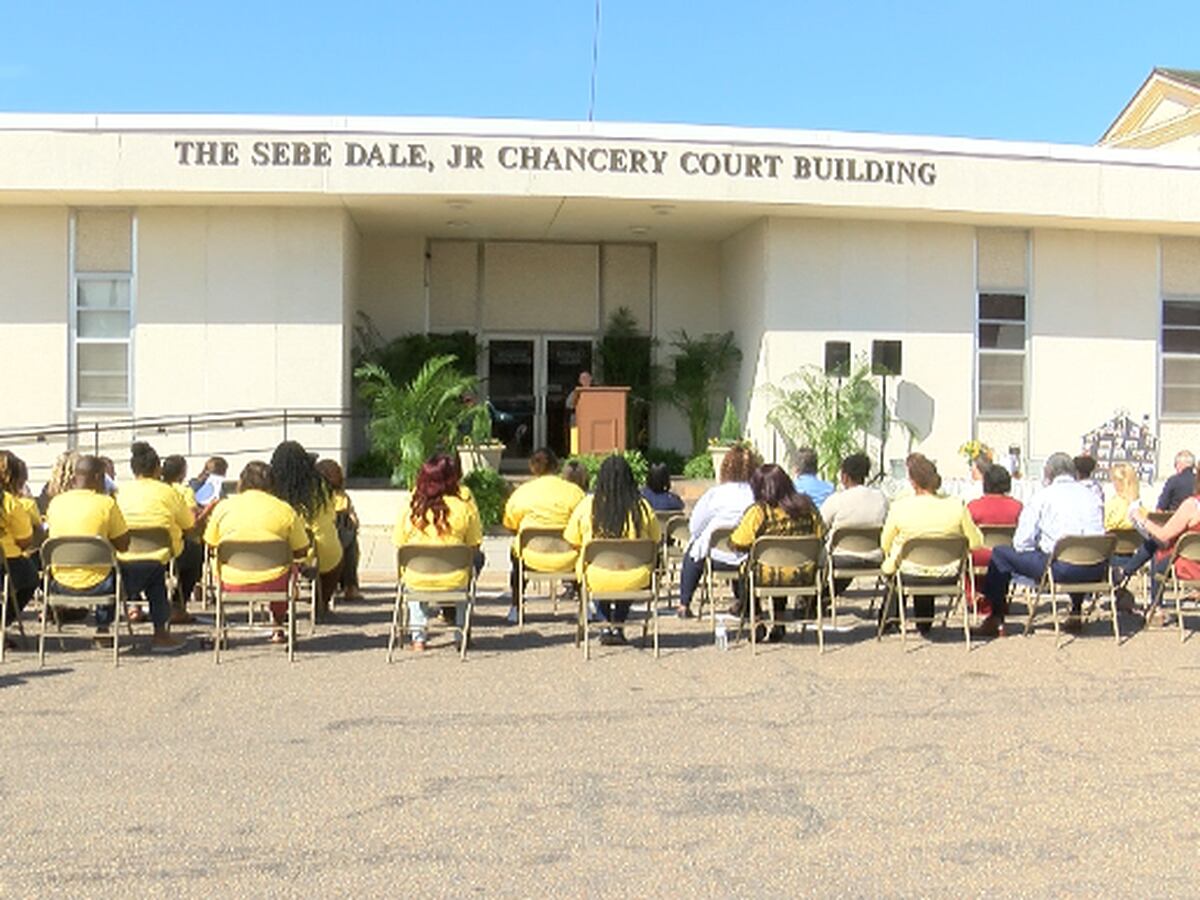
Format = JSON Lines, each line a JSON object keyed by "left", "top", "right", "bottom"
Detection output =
{"left": 571, "top": 386, "right": 629, "bottom": 455}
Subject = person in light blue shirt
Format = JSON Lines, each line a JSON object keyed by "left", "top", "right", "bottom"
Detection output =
{"left": 792, "top": 447, "right": 834, "bottom": 508}
{"left": 975, "top": 452, "right": 1105, "bottom": 637}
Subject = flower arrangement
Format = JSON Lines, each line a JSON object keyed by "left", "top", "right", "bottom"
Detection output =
{"left": 958, "top": 439, "right": 993, "bottom": 463}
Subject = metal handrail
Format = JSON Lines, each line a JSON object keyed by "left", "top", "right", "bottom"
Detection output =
{"left": 0, "top": 406, "right": 356, "bottom": 453}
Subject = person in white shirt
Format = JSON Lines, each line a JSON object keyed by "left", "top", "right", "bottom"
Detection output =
{"left": 674, "top": 444, "right": 760, "bottom": 618}
{"left": 821, "top": 453, "right": 888, "bottom": 594}
{"left": 975, "top": 452, "right": 1105, "bottom": 637}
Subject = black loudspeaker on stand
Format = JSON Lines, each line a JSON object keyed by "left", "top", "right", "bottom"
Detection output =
{"left": 824, "top": 341, "right": 851, "bottom": 377}
{"left": 871, "top": 340, "right": 902, "bottom": 477}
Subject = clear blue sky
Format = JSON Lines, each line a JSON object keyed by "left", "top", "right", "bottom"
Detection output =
{"left": 1, "top": 0, "right": 1196, "bottom": 144}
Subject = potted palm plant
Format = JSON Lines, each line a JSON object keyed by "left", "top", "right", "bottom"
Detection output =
{"left": 354, "top": 353, "right": 494, "bottom": 488}
{"left": 457, "top": 407, "right": 505, "bottom": 476}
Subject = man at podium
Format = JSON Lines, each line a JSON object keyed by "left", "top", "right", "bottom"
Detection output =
{"left": 565, "top": 371, "right": 593, "bottom": 455}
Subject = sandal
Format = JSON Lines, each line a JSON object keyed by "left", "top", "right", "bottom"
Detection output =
{"left": 269, "top": 630, "right": 287, "bottom": 644}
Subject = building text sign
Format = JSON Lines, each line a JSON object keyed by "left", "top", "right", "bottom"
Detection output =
{"left": 173, "top": 138, "right": 938, "bottom": 186}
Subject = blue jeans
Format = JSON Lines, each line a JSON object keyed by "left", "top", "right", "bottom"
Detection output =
{"left": 984, "top": 546, "right": 1107, "bottom": 619}
{"left": 679, "top": 554, "right": 741, "bottom": 608}
{"left": 407, "top": 601, "right": 465, "bottom": 638}
{"left": 119, "top": 560, "right": 170, "bottom": 630}
{"left": 49, "top": 570, "right": 118, "bottom": 627}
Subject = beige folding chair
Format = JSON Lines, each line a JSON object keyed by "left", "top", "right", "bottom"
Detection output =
{"left": 213, "top": 540, "right": 301, "bottom": 663}
{"left": 703, "top": 527, "right": 741, "bottom": 630}
{"left": 124, "top": 526, "right": 178, "bottom": 617}
{"left": 1152, "top": 531, "right": 1200, "bottom": 642}
{"left": 579, "top": 538, "right": 660, "bottom": 660}
{"left": 1108, "top": 527, "right": 1146, "bottom": 600}
{"left": 1022, "top": 534, "right": 1119, "bottom": 646}
{"left": 969, "top": 525, "right": 1016, "bottom": 623}
{"left": 515, "top": 527, "right": 577, "bottom": 627}
{"left": 390, "top": 544, "right": 477, "bottom": 661}
{"left": 877, "top": 536, "right": 970, "bottom": 650}
{"left": 0, "top": 554, "right": 27, "bottom": 662}
{"left": 39, "top": 536, "right": 124, "bottom": 667}
{"left": 825, "top": 526, "right": 884, "bottom": 623}
{"left": 662, "top": 515, "right": 691, "bottom": 601}
{"left": 745, "top": 535, "right": 825, "bottom": 654}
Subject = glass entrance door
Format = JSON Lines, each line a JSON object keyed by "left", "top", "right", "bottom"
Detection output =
{"left": 487, "top": 339, "right": 536, "bottom": 461}
{"left": 486, "top": 336, "right": 593, "bottom": 463}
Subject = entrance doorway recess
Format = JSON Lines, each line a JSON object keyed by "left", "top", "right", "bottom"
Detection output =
{"left": 486, "top": 336, "right": 593, "bottom": 464}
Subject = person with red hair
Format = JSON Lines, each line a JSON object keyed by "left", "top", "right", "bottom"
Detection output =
{"left": 393, "top": 453, "right": 483, "bottom": 650}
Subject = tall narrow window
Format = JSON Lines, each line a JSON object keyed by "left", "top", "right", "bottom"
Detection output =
{"left": 75, "top": 276, "right": 132, "bottom": 407}
{"left": 977, "top": 292, "right": 1026, "bottom": 416}
{"left": 72, "top": 210, "right": 134, "bottom": 410}
{"left": 1161, "top": 296, "right": 1200, "bottom": 416}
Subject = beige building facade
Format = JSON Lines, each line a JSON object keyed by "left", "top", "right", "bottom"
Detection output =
{"left": 2, "top": 70, "right": 1200, "bottom": 480}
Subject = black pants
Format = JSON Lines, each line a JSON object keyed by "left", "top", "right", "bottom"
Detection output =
{"left": 3, "top": 556, "right": 38, "bottom": 621}
{"left": 173, "top": 541, "right": 204, "bottom": 607}
{"left": 880, "top": 574, "right": 959, "bottom": 634}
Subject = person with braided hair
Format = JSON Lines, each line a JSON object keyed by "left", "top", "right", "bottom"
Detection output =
{"left": 563, "top": 455, "right": 660, "bottom": 646}
{"left": 269, "top": 441, "right": 343, "bottom": 622}
{"left": 392, "top": 454, "right": 483, "bottom": 651}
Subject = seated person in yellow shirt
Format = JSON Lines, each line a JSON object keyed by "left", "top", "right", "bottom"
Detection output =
{"left": 203, "top": 461, "right": 310, "bottom": 644}
{"left": 45, "top": 455, "right": 131, "bottom": 640}
{"left": 563, "top": 456, "right": 660, "bottom": 646}
{"left": 728, "top": 463, "right": 825, "bottom": 643}
{"left": 502, "top": 447, "right": 585, "bottom": 624}
{"left": 161, "top": 454, "right": 205, "bottom": 620}
{"left": 0, "top": 452, "right": 37, "bottom": 637}
{"left": 393, "top": 454, "right": 483, "bottom": 650}
{"left": 271, "top": 441, "right": 343, "bottom": 622}
{"left": 879, "top": 453, "right": 982, "bottom": 636}
{"left": 115, "top": 442, "right": 193, "bottom": 653}
{"left": 316, "top": 459, "right": 363, "bottom": 602}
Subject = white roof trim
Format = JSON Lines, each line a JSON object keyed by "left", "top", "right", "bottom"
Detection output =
{"left": 0, "top": 112, "right": 1198, "bottom": 171}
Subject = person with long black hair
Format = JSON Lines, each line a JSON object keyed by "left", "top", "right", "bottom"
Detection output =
{"left": 269, "top": 441, "right": 343, "bottom": 622}
{"left": 729, "top": 463, "right": 825, "bottom": 643}
{"left": 563, "top": 455, "right": 660, "bottom": 645}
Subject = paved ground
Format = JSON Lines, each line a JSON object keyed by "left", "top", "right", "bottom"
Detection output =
{"left": 3, "top": 549, "right": 1200, "bottom": 898}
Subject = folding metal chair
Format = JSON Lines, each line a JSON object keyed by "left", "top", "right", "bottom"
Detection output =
{"left": 213, "top": 539, "right": 303, "bottom": 663}
{"left": 515, "top": 527, "right": 578, "bottom": 627}
{"left": 123, "top": 526, "right": 178, "bottom": 620}
{"left": 1152, "top": 531, "right": 1200, "bottom": 642}
{"left": 877, "top": 536, "right": 970, "bottom": 650}
{"left": 825, "top": 526, "right": 884, "bottom": 622}
{"left": 1108, "top": 527, "right": 1146, "bottom": 600}
{"left": 579, "top": 538, "right": 659, "bottom": 660}
{"left": 390, "top": 544, "right": 477, "bottom": 661}
{"left": 1022, "top": 534, "right": 1119, "bottom": 647}
{"left": 745, "top": 535, "right": 825, "bottom": 654}
{"left": 661, "top": 515, "right": 691, "bottom": 602}
{"left": 0, "top": 554, "right": 27, "bottom": 662}
{"left": 39, "top": 536, "right": 124, "bottom": 667}
{"left": 703, "top": 526, "right": 740, "bottom": 631}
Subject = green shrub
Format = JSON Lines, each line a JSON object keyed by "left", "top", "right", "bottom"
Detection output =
{"left": 566, "top": 448, "right": 649, "bottom": 487}
{"left": 682, "top": 453, "right": 715, "bottom": 479}
{"left": 464, "top": 467, "right": 509, "bottom": 529}
{"left": 643, "top": 446, "right": 687, "bottom": 475}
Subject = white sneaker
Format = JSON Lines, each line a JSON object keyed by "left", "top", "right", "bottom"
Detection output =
{"left": 505, "top": 605, "right": 519, "bottom": 625}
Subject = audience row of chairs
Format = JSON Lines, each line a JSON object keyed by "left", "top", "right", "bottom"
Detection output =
{"left": 10, "top": 516, "right": 1200, "bottom": 667}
